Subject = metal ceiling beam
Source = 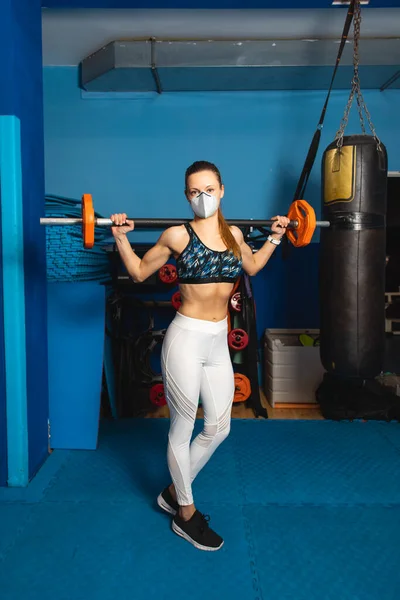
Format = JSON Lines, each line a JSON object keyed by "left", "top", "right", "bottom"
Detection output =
{"left": 80, "top": 37, "right": 400, "bottom": 93}
{"left": 380, "top": 69, "right": 400, "bottom": 89}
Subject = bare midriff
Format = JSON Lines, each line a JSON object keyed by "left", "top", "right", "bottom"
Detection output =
{"left": 178, "top": 282, "right": 235, "bottom": 322}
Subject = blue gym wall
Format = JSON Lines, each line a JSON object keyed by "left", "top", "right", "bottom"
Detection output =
{"left": 19, "top": 3, "right": 49, "bottom": 481}
{"left": 42, "top": 67, "right": 400, "bottom": 339}
{"left": 0, "top": 0, "right": 49, "bottom": 484}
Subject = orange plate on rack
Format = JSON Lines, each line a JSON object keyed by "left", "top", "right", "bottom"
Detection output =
{"left": 233, "top": 373, "right": 251, "bottom": 403}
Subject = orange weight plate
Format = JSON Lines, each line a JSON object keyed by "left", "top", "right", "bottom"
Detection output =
{"left": 233, "top": 373, "right": 251, "bottom": 403}
{"left": 286, "top": 199, "right": 316, "bottom": 248}
{"left": 82, "top": 194, "right": 95, "bottom": 249}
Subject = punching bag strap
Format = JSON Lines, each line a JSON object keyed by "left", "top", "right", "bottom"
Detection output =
{"left": 293, "top": 0, "right": 356, "bottom": 201}
{"left": 335, "top": 0, "right": 382, "bottom": 150}
{"left": 328, "top": 212, "right": 386, "bottom": 230}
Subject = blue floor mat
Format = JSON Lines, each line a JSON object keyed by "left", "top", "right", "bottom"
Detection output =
{"left": 0, "top": 504, "right": 35, "bottom": 558}
{"left": 1, "top": 419, "right": 400, "bottom": 600}
{"left": 374, "top": 421, "right": 400, "bottom": 453}
{"left": 0, "top": 502, "right": 254, "bottom": 600}
{"left": 234, "top": 420, "right": 400, "bottom": 506}
{"left": 42, "top": 419, "right": 243, "bottom": 506}
{"left": 246, "top": 504, "right": 400, "bottom": 600}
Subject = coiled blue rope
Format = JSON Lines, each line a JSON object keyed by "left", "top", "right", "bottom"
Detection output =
{"left": 45, "top": 194, "right": 111, "bottom": 283}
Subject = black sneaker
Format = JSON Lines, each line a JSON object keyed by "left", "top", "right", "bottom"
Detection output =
{"left": 172, "top": 510, "right": 224, "bottom": 551}
{"left": 157, "top": 487, "right": 179, "bottom": 516}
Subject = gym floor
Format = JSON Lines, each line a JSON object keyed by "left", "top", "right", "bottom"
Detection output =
{"left": 1, "top": 417, "right": 400, "bottom": 600}
{"left": 1, "top": 339, "right": 398, "bottom": 599}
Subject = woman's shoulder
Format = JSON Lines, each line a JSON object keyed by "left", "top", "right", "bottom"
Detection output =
{"left": 162, "top": 224, "right": 191, "bottom": 254}
{"left": 229, "top": 225, "right": 244, "bottom": 244}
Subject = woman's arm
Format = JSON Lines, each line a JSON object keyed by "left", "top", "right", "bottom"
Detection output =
{"left": 231, "top": 215, "right": 290, "bottom": 276}
{"left": 114, "top": 230, "right": 173, "bottom": 283}
{"left": 111, "top": 213, "right": 177, "bottom": 283}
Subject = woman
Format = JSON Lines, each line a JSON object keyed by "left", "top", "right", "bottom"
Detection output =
{"left": 111, "top": 161, "right": 289, "bottom": 552}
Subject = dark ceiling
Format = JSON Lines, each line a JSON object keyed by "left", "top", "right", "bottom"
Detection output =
{"left": 42, "top": 1, "right": 400, "bottom": 9}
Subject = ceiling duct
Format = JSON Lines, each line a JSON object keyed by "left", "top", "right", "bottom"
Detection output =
{"left": 80, "top": 38, "right": 400, "bottom": 92}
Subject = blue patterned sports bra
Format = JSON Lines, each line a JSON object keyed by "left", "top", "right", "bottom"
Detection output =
{"left": 176, "top": 223, "right": 243, "bottom": 284}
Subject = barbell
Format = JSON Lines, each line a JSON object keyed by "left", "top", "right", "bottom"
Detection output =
{"left": 40, "top": 193, "right": 330, "bottom": 249}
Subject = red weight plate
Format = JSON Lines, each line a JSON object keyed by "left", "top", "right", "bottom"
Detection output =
{"left": 230, "top": 292, "right": 242, "bottom": 312}
{"left": 159, "top": 264, "right": 178, "bottom": 284}
{"left": 228, "top": 328, "right": 249, "bottom": 351}
{"left": 171, "top": 291, "right": 182, "bottom": 310}
{"left": 150, "top": 383, "right": 166, "bottom": 407}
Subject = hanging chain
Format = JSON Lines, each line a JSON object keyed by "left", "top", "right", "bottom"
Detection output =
{"left": 335, "top": 0, "right": 381, "bottom": 150}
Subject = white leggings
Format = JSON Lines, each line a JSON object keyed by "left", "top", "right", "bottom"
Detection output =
{"left": 161, "top": 312, "right": 234, "bottom": 506}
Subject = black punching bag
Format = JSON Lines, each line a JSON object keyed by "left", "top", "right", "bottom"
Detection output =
{"left": 319, "top": 135, "right": 388, "bottom": 379}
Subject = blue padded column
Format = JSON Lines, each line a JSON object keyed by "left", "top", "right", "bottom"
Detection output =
{"left": 0, "top": 117, "right": 29, "bottom": 486}
{"left": 0, "top": 0, "right": 49, "bottom": 486}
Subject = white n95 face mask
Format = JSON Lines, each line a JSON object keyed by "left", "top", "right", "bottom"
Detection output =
{"left": 190, "top": 191, "right": 218, "bottom": 219}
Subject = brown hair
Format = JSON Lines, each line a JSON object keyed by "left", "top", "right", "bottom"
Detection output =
{"left": 185, "top": 161, "right": 241, "bottom": 258}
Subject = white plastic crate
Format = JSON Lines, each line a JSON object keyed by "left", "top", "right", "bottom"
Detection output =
{"left": 263, "top": 329, "right": 325, "bottom": 407}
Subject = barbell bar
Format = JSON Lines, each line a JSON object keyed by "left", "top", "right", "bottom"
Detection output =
{"left": 40, "top": 216, "right": 332, "bottom": 229}
{"left": 39, "top": 194, "right": 330, "bottom": 249}
{"left": 42, "top": 217, "right": 323, "bottom": 227}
